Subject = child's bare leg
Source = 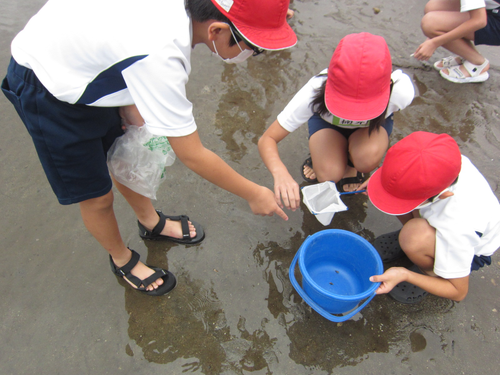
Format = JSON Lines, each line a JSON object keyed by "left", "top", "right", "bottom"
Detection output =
{"left": 79, "top": 190, "right": 163, "bottom": 291}
{"left": 111, "top": 176, "right": 196, "bottom": 239}
{"left": 422, "top": 9, "right": 488, "bottom": 74}
{"left": 349, "top": 127, "right": 388, "bottom": 166}
{"left": 424, "top": 0, "right": 460, "bottom": 14}
{"left": 399, "top": 217, "right": 437, "bottom": 275}
{"left": 333, "top": 127, "right": 388, "bottom": 191}
{"left": 306, "top": 128, "right": 348, "bottom": 182}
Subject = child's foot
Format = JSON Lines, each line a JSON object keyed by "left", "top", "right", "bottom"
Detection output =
{"left": 440, "top": 59, "right": 489, "bottom": 83}
{"left": 303, "top": 163, "right": 317, "bottom": 181}
{"left": 110, "top": 248, "right": 177, "bottom": 296}
{"left": 160, "top": 217, "right": 196, "bottom": 239}
{"left": 112, "top": 250, "right": 164, "bottom": 292}
{"left": 138, "top": 210, "right": 205, "bottom": 244}
{"left": 300, "top": 157, "right": 318, "bottom": 183}
{"left": 140, "top": 212, "right": 197, "bottom": 239}
{"left": 433, "top": 56, "right": 463, "bottom": 71}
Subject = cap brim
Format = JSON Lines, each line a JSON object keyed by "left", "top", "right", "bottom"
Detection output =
{"left": 233, "top": 22, "right": 297, "bottom": 50}
{"left": 325, "top": 83, "right": 390, "bottom": 121}
{"left": 367, "top": 168, "right": 427, "bottom": 215}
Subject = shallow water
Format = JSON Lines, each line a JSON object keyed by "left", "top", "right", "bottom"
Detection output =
{"left": 1, "top": 1, "right": 499, "bottom": 374}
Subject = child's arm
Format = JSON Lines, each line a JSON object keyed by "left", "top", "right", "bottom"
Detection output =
{"left": 414, "top": 8, "right": 487, "bottom": 61}
{"left": 258, "top": 120, "right": 300, "bottom": 211}
{"left": 168, "top": 130, "right": 289, "bottom": 220}
{"left": 370, "top": 267, "right": 470, "bottom": 301}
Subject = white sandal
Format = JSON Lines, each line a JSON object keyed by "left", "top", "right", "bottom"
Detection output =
{"left": 439, "top": 58, "right": 489, "bottom": 83}
{"left": 433, "top": 56, "right": 464, "bottom": 71}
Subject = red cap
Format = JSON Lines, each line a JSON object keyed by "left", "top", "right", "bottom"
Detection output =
{"left": 325, "top": 33, "right": 392, "bottom": 121}
{"left": 368, "top": 132, "right": 462, "bottom": 215}
{"left": 210, "top": 0, "right": 297, "bottom": 50}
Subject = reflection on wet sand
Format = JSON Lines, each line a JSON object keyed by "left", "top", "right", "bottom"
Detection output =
{"left": 213, "top": 50, "right": 297, "bottom": 162}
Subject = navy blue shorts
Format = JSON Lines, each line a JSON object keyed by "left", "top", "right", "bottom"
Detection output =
{"left": 1, "top": 58, "right": 123, "bottom": 205}
{"left": 307, "top": 113, "right": 394, "bottom": 139}
{"left": 471, "top": 255, "right": 492, "bottom": 271}
{"left": 475, "top": 10, "right": 500, "bottom": 46}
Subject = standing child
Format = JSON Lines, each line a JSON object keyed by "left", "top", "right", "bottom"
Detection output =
{"left": 1, "top": 0, "right": 296, "bottom": 297}
{"left": 414, "top": 0, "right": 500, "bottom": 83}
{"left": 258, "top": 33, "right": 414, "bottom": 212}
{"left": 365, "top": 132, "right": 500, "bottom": 304}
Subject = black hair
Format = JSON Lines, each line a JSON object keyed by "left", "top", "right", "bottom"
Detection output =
{"left": 427, "top": 176, "right": 459, "bottom": 202}
{"left": 311, "top": 73, "right": 394, "bottom": 136}
{"left": 185, "top": 0, "right": 229, "bottom": 23}
{"left": 185, "top": 0, "right": 238, "bottom": 46}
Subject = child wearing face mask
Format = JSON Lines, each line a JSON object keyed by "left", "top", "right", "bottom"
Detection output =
{"left": 212, "top": 24, "right": 257, "bottom": 64}
{"left": 1, "top": 0, "right": 296, "bottom": 297}
{"left": 360, "top": 132, "right": 500, "bottom": 304}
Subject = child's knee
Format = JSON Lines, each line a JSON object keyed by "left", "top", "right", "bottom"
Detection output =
{"left": 421, "top": 14, "right": 439, "bottom": 38}
{"left": 80, "top": 190, "right": 114, "bottom": 211}
{"left": 350, "top": 147, "right": 384, "bottom": 173}
{"left": 400, "top": 218, "right": 436, "bottom": 255}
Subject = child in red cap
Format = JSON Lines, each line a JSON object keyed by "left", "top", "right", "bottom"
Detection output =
{"left": 364, "top": 131, "right": 500, "bottom": 303}
{"left": 2, "top": 0, "right": 296, "bottom": 296}
{"left": 258, "top": 32, "right": 414, "bottom": 212}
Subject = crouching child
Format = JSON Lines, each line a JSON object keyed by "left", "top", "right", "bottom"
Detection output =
{"left": 362, "top": 131, "right": 500, "bottom": 303}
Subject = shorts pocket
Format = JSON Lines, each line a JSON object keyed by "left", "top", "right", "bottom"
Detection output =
{"left": 2, "top": 76, "right": 28, "bottom": 124}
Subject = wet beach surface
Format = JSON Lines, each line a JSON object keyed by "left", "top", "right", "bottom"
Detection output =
{"left": 1, "top": 1, "right": 499, "bottom": 374}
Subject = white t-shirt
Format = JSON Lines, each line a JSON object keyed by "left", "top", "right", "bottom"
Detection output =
{"left": 461, "top": 0, "right": 500, "bottom": 12}
{"left": 11, "top": 0, "right": 196, "bottom": 137}
{"left": 419, "top": 156, "right": 500, "bottom": 279}
{"left": 276, "top": 69, "right": 415, "bottom": 132}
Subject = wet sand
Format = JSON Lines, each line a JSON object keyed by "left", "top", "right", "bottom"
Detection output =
{"left": 1, "top": 1, "right": 499, "bottom": 374}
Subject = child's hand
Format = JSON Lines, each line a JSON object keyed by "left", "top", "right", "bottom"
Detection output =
{"left": 370, "top": 267, "right": 408, "bottom": 294}
{"left": 273, "top": 172, "right": 300, "bottom": 211}
{"left": 119, "top": 104, "right": 145, "bottom": 130}
{"left": 356, "top": 176, "right": 370, "bottom": 195}
{"left": 413, "top": 39, "right": 438, "bottom": 61}
{"left": 286, "top": 8, "right": 294, "bottom": 19}
{"left": 248, "top": 186, "right": 289, "bottom": 221}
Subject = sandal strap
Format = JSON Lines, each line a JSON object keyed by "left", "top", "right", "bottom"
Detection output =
{"left": 441, "top": 56, "right": 462, "bottom": 68}
{"left": 165, "top": 215, "right": 190, "bottom": 240}
{"left": 110, "top": 249, "right": 142, "bottom": 288}
{"left": 140, "top": 268, "right": 167, "bottom": 288}
{"left": 116, "top": 249, "right": 140, "bottom": 275}
{"left": 446, "top": 66, "right": 465, "bottom": 79}
{"left": 152, "top": 211, "right": 191, "bottom": 240}
{"left": 463, "top": 59, "right": 489, "bottom": 77}
{"left": 178, "top": 215, "right": 190, "bottom": 240}
{"left": 151, "top": 210, "right": 166, "bottom": 236}
{"left": 110, "top": 249, "right": 168, "bottom": 290}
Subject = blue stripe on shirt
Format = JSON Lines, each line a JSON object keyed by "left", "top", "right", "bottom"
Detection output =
{"left": 76, "top": 55, "right": 147, "bottom": 105}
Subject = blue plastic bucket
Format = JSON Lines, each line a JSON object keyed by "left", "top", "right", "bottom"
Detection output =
{"left": 289, "top": 229, "right": 383, "bottom": 322}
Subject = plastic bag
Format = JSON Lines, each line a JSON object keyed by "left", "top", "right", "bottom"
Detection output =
{"left": 301, "top": 182, "right": 348, "bottom": 225}
{"left": 107, "top": 125, "right": 176, "bottom": 200}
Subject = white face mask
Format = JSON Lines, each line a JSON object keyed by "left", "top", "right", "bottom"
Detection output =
{"left": 414, "top": 187, "right": 451, "bottom": 210}
{"left": 212, "top": 26, "right": 254, "bottom": 64}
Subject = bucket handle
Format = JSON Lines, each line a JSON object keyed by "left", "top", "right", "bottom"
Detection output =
{"left": 289, "top": 249, "right": 377, "bottom": 323}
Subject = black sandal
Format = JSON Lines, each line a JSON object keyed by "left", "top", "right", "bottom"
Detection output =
{"left": 109, "top": 249, "right": 176, "bottom": 296}
{"left": 138, "top": 210, "right": 205, "bottom": 244}
{"left": 372, "top": 230, "right": 406, "bottom": 263}
{"left": 389, "top": 264, "right": 429, "bottom": 304}
{"left": 336, "top": 171, "right": 364, "bottom": 193}
{"left": 301, "top": 157, "right": 318, "bottom": 183}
